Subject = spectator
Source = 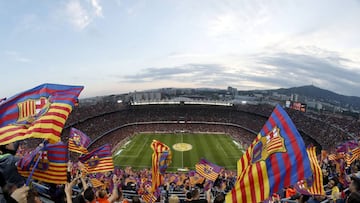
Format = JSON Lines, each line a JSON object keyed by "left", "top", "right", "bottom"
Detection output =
{"left": 349, "top": 176, "right": 360, "bottom": 193}
{"left": 169, "top": 194, "right": 179, "bottom": 203}
{"left": 346, "top": 191, "right": 360, "bottom": 203}
{"left": 213, "top": 193, "right": 225, "bottom": 203}
{"left": 191, "top": 189, "right": 207, "bottom": 203}
{"left": 0, "top": 142, "right": 25, "bottom": 188}
{"left": 185, "top": 191, "right": 192, "bottom": 202}
{"left": 328, "top": 178, "right": 341, "bottom": 202}
{"left": 131, "top": 196, "right": 141, "bottom": 203}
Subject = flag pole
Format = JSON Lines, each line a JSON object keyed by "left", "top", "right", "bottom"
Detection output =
{"left": 26, "top": 139, "right": 47, "bottom": 186}
{"left": 26, "top": 150, "right": 43, "bottom": 186}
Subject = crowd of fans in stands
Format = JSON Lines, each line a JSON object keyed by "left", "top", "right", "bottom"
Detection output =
{"left": 3, "top": 140, "right": 360, "bottom": 203}
{"left": 60, "top": 103, "right": 351, "bottom": 151}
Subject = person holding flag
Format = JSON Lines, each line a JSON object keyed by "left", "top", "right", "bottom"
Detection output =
{"left": 0, "top": 141, "right": 24, "bottom": 187}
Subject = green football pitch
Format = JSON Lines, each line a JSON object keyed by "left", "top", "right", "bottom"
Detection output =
{"left": 113, "top": 133, "right": 244, "bottom": 171}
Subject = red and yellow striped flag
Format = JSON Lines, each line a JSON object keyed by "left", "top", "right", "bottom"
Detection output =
{"left": 78, "top": 144, "right": 114, "bottom": 174}
{"left": 328, "top": 154, "right": 337, "bottom": 161}
{"left": 0, "top": 84, "right": 83, "bottom": 145}
{"left": 90, "top": 178, "right": 105, "bottom": 188}
{"left": 68, "top": 128, "right": 91, "bottom": 154}
{"left": 17, "top": 142, "right": 68, "bottom": 184}
{"left": 345, "top": 147, "right": 360, "bottom": 166}
{"left": 307, "top": 147, "right": 325, "bottom": 195}
{"left": 142, "top": 193, "right": 157, "bottom": 203}
{"left": 151, "top": 140, "right": 171, "bottom": 192}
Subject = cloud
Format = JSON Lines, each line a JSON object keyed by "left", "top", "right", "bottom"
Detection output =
{"left": 66, "top": 0, "right": 91, "bottom": 29}
{"left": 4, "top": 51, "right": 31, "bottom": 63}
{"left": 120, "top": 49, "right": 360, "bottom": 96}
{"left": 91, "top": 0, "right": 103, "bottom": 17}
{"left": 65, "top": 0, "right": 103, "bottom": 30}
{"left": 253, "top": 51, "right": 360, "bottom": 96}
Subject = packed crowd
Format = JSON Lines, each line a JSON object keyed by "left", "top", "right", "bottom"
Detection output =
{"left": 60, "top": 103, "right": 344, "bottom": 151}
{"left": 3, "top": 140, "right": 360, "bottom": 203}
{"left": 0, "top": 138, "right": 233, "bottom": 203}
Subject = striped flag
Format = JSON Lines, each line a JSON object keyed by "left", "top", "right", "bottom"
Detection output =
{"left": 328, "top": 154, "right": 337, "bottom": 161}
{"left": 345, "top": 147, "right": 360, "bottom": 166}
{"left": 151, "top": 140, "right": 171, "bottom": 192}
{"left": 195, "top": 158, "right": 222, "bottom": 181}
{"left": 90, "top": 178, "right": 105, "bottom": 188}
{"left": 0, "top": 84, "right": 83, "bottom": 145}
{"left": 17, "top": 142, "right": 68, "bottom": 184}
{"left": 226, "top": 105, "right": 312, "bottom": 203}
{"left": 78, "top": 144, "right": 114, "bottom": 173}
{"left": 295, "top": 147, "right": 325, "bottom": 195}
{"left": 352, "top": 147, "right": 360, "bottom": 159}
{"left": 68, "top": 128, "right": 91, "bottom": 154}
{"left": 142, "top": 193, "right": 157, "bottom": 203}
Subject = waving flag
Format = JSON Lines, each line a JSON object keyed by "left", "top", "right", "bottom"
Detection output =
{"left": 79, "top": 144, "right": 114, "bottom": 173}
{"left": 328, "top": 154, "right": 337, "bottom": 161}
{"left": 151, "top": 140, "right": 171, "bottom": 192}
{"left": 142, "top": 193, "right": 157, "bottom": 203}
{"left": 295, "top": 147, "right": 325, "bottom": 196}
{"left": 306, "top": 147, "right": 325, "bottom": 195}
{"left": 0, "top": 84, "right": 83, "bottom": 145}
{"left": 68, "top": 128, "right": 91, "bottom": 154}
{"left": 195, "top": 158, "right": 222, "bottom": 181}
{"left": 90, "top": 178, "right": 105, "bottom": 188}
{"left": 226, "top": 105, "right": 312, "bottom": 203}
{"left": 17, "top": 142, "right": 68, "bottom": 184}
{"left": 345, "top": 147, "right": 360, "bottom": 166}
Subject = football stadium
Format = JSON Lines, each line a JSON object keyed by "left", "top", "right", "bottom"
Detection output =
{"left": 2, "top": 1, "right": 360, "bottom": 203}
{"left": 1, "top": 85, "right": 360, "bottom": 203}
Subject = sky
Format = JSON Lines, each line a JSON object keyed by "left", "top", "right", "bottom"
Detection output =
{"left": 1, "top": 0, "right": 360, "bottom": 98}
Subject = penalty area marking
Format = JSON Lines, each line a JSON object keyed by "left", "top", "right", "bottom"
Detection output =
{"left": 114, "top": 136, "right": 150, "bottom": 158}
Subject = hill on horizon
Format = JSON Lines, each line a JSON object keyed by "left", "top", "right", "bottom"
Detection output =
{"left": 267, "top": 85, "right": 360, "bottom": 110}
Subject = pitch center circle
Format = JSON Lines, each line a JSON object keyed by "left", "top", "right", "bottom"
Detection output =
{"left": 172, "top": 143, "right": 192, "bottom": 151}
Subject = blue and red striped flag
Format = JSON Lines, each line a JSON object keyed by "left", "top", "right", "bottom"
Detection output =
{"left": 17, "top": 142, "right": 68, "bottom": 184}
{"left": 195, "top": 158, "right": 222, "bottom": 182}
{"left": 226, "top": 104, "right": 312, "bottom": 203}
{"left": 0, "top": 84, "right": 83, "bottom": 145}
{"left": 68, "top": 128, "right": 91, "bottom": 154}
{"left": 78, "top": 144, "right": 114, "bottom": 173}
{"left": 151, "top": 140, "right": 172, "bottom": 192}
